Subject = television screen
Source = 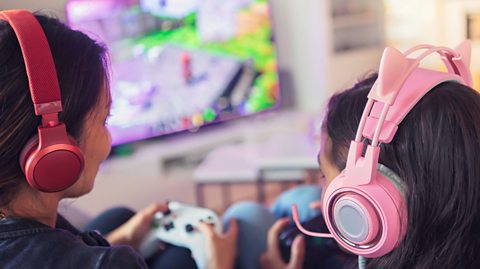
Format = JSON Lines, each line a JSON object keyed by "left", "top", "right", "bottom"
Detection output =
{"left": 66, "top": 0, "right": 280, "bottom": 145}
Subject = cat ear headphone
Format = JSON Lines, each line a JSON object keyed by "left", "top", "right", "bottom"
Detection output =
{"left": 0, "top": 10, "right": 85, "bottom": 192}
{"left": 292, "top": 41, "right": 473, "bottom": 258}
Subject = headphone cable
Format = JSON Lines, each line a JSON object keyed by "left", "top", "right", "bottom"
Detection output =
{"left": 358, "top": 256, "right": 367, "bottom": 269}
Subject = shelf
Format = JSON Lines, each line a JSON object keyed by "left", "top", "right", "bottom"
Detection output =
{"left": 332, "top": 11, "right": 376, "bottom": 29}
{"left": 334, "top": 41, "right": 382, "bottom": 53}
{"left": 333, "top": 45, "right": 383, "bottom": 57}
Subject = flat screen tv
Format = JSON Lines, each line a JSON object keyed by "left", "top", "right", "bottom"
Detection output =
{"left": 66, "top": 0, "right": 281, "bottom": 145}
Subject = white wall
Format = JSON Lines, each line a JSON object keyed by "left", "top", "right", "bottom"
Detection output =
{"left": 384, "top": 0, "right": 480, "bottom": 87}
{"left": 442, "top": 0, "right": 480, "bottom": 72}
{"left": 270, "top": 0, "right": 330, "bottom": 111}
{"left": 384, "top": 0, "right": 443, "bottom": 49}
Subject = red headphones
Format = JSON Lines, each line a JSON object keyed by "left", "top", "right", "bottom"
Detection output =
{"left": 0, "top": 10, "right": 85, "bottom": 192}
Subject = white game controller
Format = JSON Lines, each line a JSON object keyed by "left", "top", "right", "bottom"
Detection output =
{"left": 139, "top": 201, "right": 223, "bottom": 269}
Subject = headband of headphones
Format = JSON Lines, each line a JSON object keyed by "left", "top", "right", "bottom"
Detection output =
{"left": 0, "top": 10, "right": 85, "bottom": 192}
{"left": 346, "top": 41, "right": 472, "bottom": 187}
{"left": 0, "top": 10, "right": 62, "bottom": 126}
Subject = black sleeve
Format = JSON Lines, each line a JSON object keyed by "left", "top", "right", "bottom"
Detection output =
{"left": 99, "top": 246, "right": 148, "bottom": 269}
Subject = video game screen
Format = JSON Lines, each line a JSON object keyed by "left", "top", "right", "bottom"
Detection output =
{"left": 66, "top": 0, "right": 280, "bottom": 145}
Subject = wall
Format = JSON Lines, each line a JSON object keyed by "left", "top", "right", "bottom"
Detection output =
{"left": 384, "top": 0, "right": 480, "bottom": 88}
{"left": 270, "top": 0, "right": 330, "bottom": 111}
{"left": 442, "top": 0, "right": 480, "bottom": 86}
{"left": 384, "top": 0, "right": 443, "bottom": 49}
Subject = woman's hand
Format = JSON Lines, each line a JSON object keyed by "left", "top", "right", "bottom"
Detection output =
{"left": 106, "top": 203, "right": 168, "bottom": 250}
{"left": 197, "top": 219, "right": 239, "bottom": 269}
{"left": 260, "top": 218, "right": 306, "bottom": 269}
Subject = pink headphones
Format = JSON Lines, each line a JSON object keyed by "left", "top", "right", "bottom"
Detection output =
{"left": 0, "top": 10, "right": 85, "bottom": 192}
{"left": 293, "top": 41, "right": 473, "bottom": 257}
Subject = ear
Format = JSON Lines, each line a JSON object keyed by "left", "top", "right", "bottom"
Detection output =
{"left": 455, "top": 40, "right": 471, "bottom": 68}
{"left": 369, "top": 47, "right": 417, "bottom": 105}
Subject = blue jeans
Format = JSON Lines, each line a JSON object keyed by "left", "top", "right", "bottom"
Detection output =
{"left": 85, "top": 184, "right": 322, "bottom": 269}
{"left": 223, "top": 184, "right": 322, "bottom": 269}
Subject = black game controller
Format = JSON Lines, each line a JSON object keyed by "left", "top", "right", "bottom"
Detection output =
{"left": 279, "top": 215, "right": 357, "bottom": 269}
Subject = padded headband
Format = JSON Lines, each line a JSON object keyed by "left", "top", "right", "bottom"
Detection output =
{"left": 360, "top": 42, "right": 472, "bottom": 144}
{"left": 344, "top": 41, "right": 472, "bottom": 186}
{"left": 0, "top": 10, "right": 62, "bottom": 116}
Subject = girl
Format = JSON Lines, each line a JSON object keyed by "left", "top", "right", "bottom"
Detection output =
{"left": 0, "top": 11, "right": 237, "bottom": 269}
{"left": 262, "top": 69, "right": 480, "bottom": 268}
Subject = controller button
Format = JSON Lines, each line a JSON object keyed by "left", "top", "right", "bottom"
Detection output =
{"left": 164, "top": 208, "right": 172, "bottom": 216}
{"left": 164, "top": 222, "right": 175, "bottom": 231}
{"left": 185, "top": 224, "right": 195, "bottom": 233}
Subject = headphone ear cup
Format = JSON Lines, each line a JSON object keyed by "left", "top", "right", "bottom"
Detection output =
{"left": 322, "top": 164, "right": 408, "bottom": 258}
{"left": 20, "top": 133, "right": 85, "bottom": 192}
{"left": 19, "top": 135, "right": 39, "bottom": 174}
{"left": 333, "top": 193, "right": 381, "bottom": 244}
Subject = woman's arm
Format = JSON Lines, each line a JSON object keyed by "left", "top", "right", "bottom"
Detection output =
{"left": 197, "top": 219, "right": 239, "bottom": 269}
{"left": 106, "top": 203, "right": 167, "bottom": 249}
{"left": 260, "top": 218, "right": 306, "bottom": 269}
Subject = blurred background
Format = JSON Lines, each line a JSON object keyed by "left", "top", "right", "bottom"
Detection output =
{"left": 1, "top": 0, "right": 479, "bottom": 226}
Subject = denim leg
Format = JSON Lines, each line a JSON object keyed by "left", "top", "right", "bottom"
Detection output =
{"left": 83, "top": 207, "right": 135, "bottom": 234}
{"left": 270, "top": 184, "right": 322, "bottom": 222}
{"left": 222, "top": 201, "right": 276, "bottom": 269}
{"left": 146, "top": 246, "right": 198, "bottom": 269}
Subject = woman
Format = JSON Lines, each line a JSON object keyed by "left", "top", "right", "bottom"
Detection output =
{"left": 0, "top": 11, "right": 236, "bottom": 269}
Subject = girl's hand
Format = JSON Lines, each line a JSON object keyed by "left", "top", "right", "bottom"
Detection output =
{"left": 260, "top": 218, "right": 306, "bottom": 269}
{"left": 106, "top": 203, "right": 168, "bottom": 250}
{"left": 197, "top": 219, "right": 239, "bottom": 269}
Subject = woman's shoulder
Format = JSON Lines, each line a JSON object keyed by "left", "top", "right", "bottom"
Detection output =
{"left": 0, "top": 217, "right": 147, "bottom": 269}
